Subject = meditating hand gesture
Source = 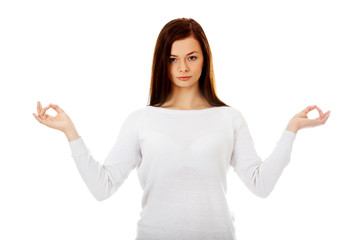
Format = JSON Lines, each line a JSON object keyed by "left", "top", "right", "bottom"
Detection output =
{"left": 286, "top": 105, "right": 331, "bottom": 133}
{"left": 33, "top": 101, "right": 80, "bottom": 141}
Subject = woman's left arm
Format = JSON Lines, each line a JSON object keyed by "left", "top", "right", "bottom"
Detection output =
{"left": 230, "top": 105, "right": 330, "bottom": 198}
{"left": 286, "top": 105, "right": 331, "bottom": 133}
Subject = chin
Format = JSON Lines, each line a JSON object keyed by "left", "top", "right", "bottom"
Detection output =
{"left": 174, "top": 79, "right": 198, "bottom": 88}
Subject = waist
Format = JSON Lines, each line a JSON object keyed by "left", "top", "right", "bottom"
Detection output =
{"left": 135, "top": 224, "right": 236, "bottom": 240}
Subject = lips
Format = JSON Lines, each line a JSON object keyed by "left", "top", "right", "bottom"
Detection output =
{"left": 177, "top": 76, "right": 191, "bottom": 81}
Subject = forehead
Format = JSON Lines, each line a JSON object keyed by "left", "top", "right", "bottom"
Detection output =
{"left": 170, "top": 36, "right": 202, "bottom": 54}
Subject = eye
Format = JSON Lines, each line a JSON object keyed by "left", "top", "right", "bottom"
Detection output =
{"left": 169, "top": 58, "right": 176, "bottom": 63}
{"left": 189, "top": 56, "right": 197, "bottom": 61}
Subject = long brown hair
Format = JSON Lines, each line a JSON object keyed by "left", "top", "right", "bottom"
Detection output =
{"left": 147, "top": 18, "right": 229, "bottom": 107}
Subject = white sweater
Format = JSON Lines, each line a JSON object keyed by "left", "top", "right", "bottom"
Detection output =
{"left": 69, "top": 105, "right": 296, "bottom": 240}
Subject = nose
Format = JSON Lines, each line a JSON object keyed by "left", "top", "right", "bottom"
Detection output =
{"left": 179, "top": 60, "right": 189, "bottom": 72}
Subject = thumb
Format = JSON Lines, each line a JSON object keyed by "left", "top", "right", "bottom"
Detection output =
{"left": 50, "top": 103, "right": 64, "bottom": 114}
{"left": 303, "top": 105, "right": 317, "bottom": 114}
{"left": 296, "top": 105, "right": 317, "bottom": 118}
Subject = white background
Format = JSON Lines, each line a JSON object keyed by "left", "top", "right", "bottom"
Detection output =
{"left": 1, "top": 0, "right": 359, "bottom": 239}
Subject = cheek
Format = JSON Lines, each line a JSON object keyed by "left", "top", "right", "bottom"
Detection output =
{"left": 168, "top": 67, "right": 174, "bottom": 79}
{"left": 167, "top": 66, "right": 174, "bottom": 77}
{"left": 194, "top": 62, "right": 204, "bottom": 74}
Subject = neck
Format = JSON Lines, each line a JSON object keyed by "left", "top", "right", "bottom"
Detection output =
{"left": 162, "top": 84, "right": 211, "bottom": 109}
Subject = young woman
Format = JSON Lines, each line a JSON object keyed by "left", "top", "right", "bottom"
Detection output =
{"left": 33, "top": 18, "right": 330, "bottom": 240}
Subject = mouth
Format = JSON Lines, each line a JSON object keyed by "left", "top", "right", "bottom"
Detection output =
{"left": 177, "top": 76, "right": 191, "bottom": 81}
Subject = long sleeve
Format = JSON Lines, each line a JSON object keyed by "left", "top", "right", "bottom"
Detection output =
{"left": 68, "top": 110, "right": 142, "bottom": 201}
{"left": 230, "top": 113, "right": 296, "bottom": 198}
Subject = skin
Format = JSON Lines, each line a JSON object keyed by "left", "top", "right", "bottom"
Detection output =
{"left": 33, "top": 102, "right": 80, "bottom": 141}
{"left": 157, "top": 35, "right": 212, "bottom": 110}
{"left": 33, "top": 36, "right": 331, "bottom": 140}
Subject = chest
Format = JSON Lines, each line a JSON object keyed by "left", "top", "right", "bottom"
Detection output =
{"left": 138, "top": 114, "right": 235, "bottom": 169}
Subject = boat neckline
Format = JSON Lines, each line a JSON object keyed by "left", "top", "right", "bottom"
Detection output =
{"left": 146, "top": 105, "right": 229, "bottom": 112}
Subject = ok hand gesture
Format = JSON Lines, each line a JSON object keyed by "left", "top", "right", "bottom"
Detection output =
{"left": 32, "top": 101, "right": 76, "bottom": 134}
{"left": 286, "top": 105, "right": 331, "bottom": 133}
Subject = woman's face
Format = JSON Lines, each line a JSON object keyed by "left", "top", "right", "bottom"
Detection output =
{"left": 167, "top": 35, "right": 204, "bottom": 88}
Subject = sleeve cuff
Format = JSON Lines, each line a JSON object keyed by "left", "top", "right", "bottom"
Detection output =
{"left": 282, "top": 129, "right": 297, "bottom": 142}
{"left": 68, "top": 136, "right": 87, "bottom": 157}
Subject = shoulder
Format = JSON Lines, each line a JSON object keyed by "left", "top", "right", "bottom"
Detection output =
{"left": 128, "top": 106, "right": 149, "bottom": 116}
{"left": 222, "top": 105, "right": 245, "bottom": 120}
{"left": 126, "top": 106, "right": 150, "bottom": 120}
{"left": 221, "top": 106, "right": 248, "bottom": 131}
{"left": 121, "top": 106, "right": 150, "bottom": 127}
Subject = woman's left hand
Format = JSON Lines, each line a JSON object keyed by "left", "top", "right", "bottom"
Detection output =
{"left": 286, "top": 105, "right": 331, "bottom": 133}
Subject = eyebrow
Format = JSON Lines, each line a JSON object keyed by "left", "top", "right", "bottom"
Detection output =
{"left": 170, "top": 51, "right": 199, "bottom": 57}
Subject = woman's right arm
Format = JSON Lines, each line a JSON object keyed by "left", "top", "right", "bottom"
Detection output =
{"left": 33, "top": 101, "right": 142, "bottom": 201}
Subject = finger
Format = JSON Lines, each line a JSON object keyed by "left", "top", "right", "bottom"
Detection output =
{"left": 33, "top": 113, "right": 47, "bottom": 125}
{"left": 305, "top": 112, "right": 331, "bottom": 128}
{"left": 320, "top": 110, "right": 330, "bottom": 120}
{"left": 320, "top": 116, "right": 329, "bottom": 125}
{"left": 309, "top": 118, "right": 325, "bottom": 127}
{"left": 318, "top": 113, "right": 330, "bottom": 124}
{"left": 37, "top": 101, "right": 42, "bottom": 115}
{"left": 325, "top": 111, "right": 331, "bottom": 120}
{"left": 50, "top": 103, "right": 64, "bottom": 114}
{"left": 40, "top": 104, "right": 51, "bottom": 118}
{"left": 316, "top": 106, "right": 324, "bottom": 118}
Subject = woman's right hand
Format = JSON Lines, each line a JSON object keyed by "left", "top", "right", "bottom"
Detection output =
{"left": 33, "top": 101, "right": 79, "bottom": 140}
